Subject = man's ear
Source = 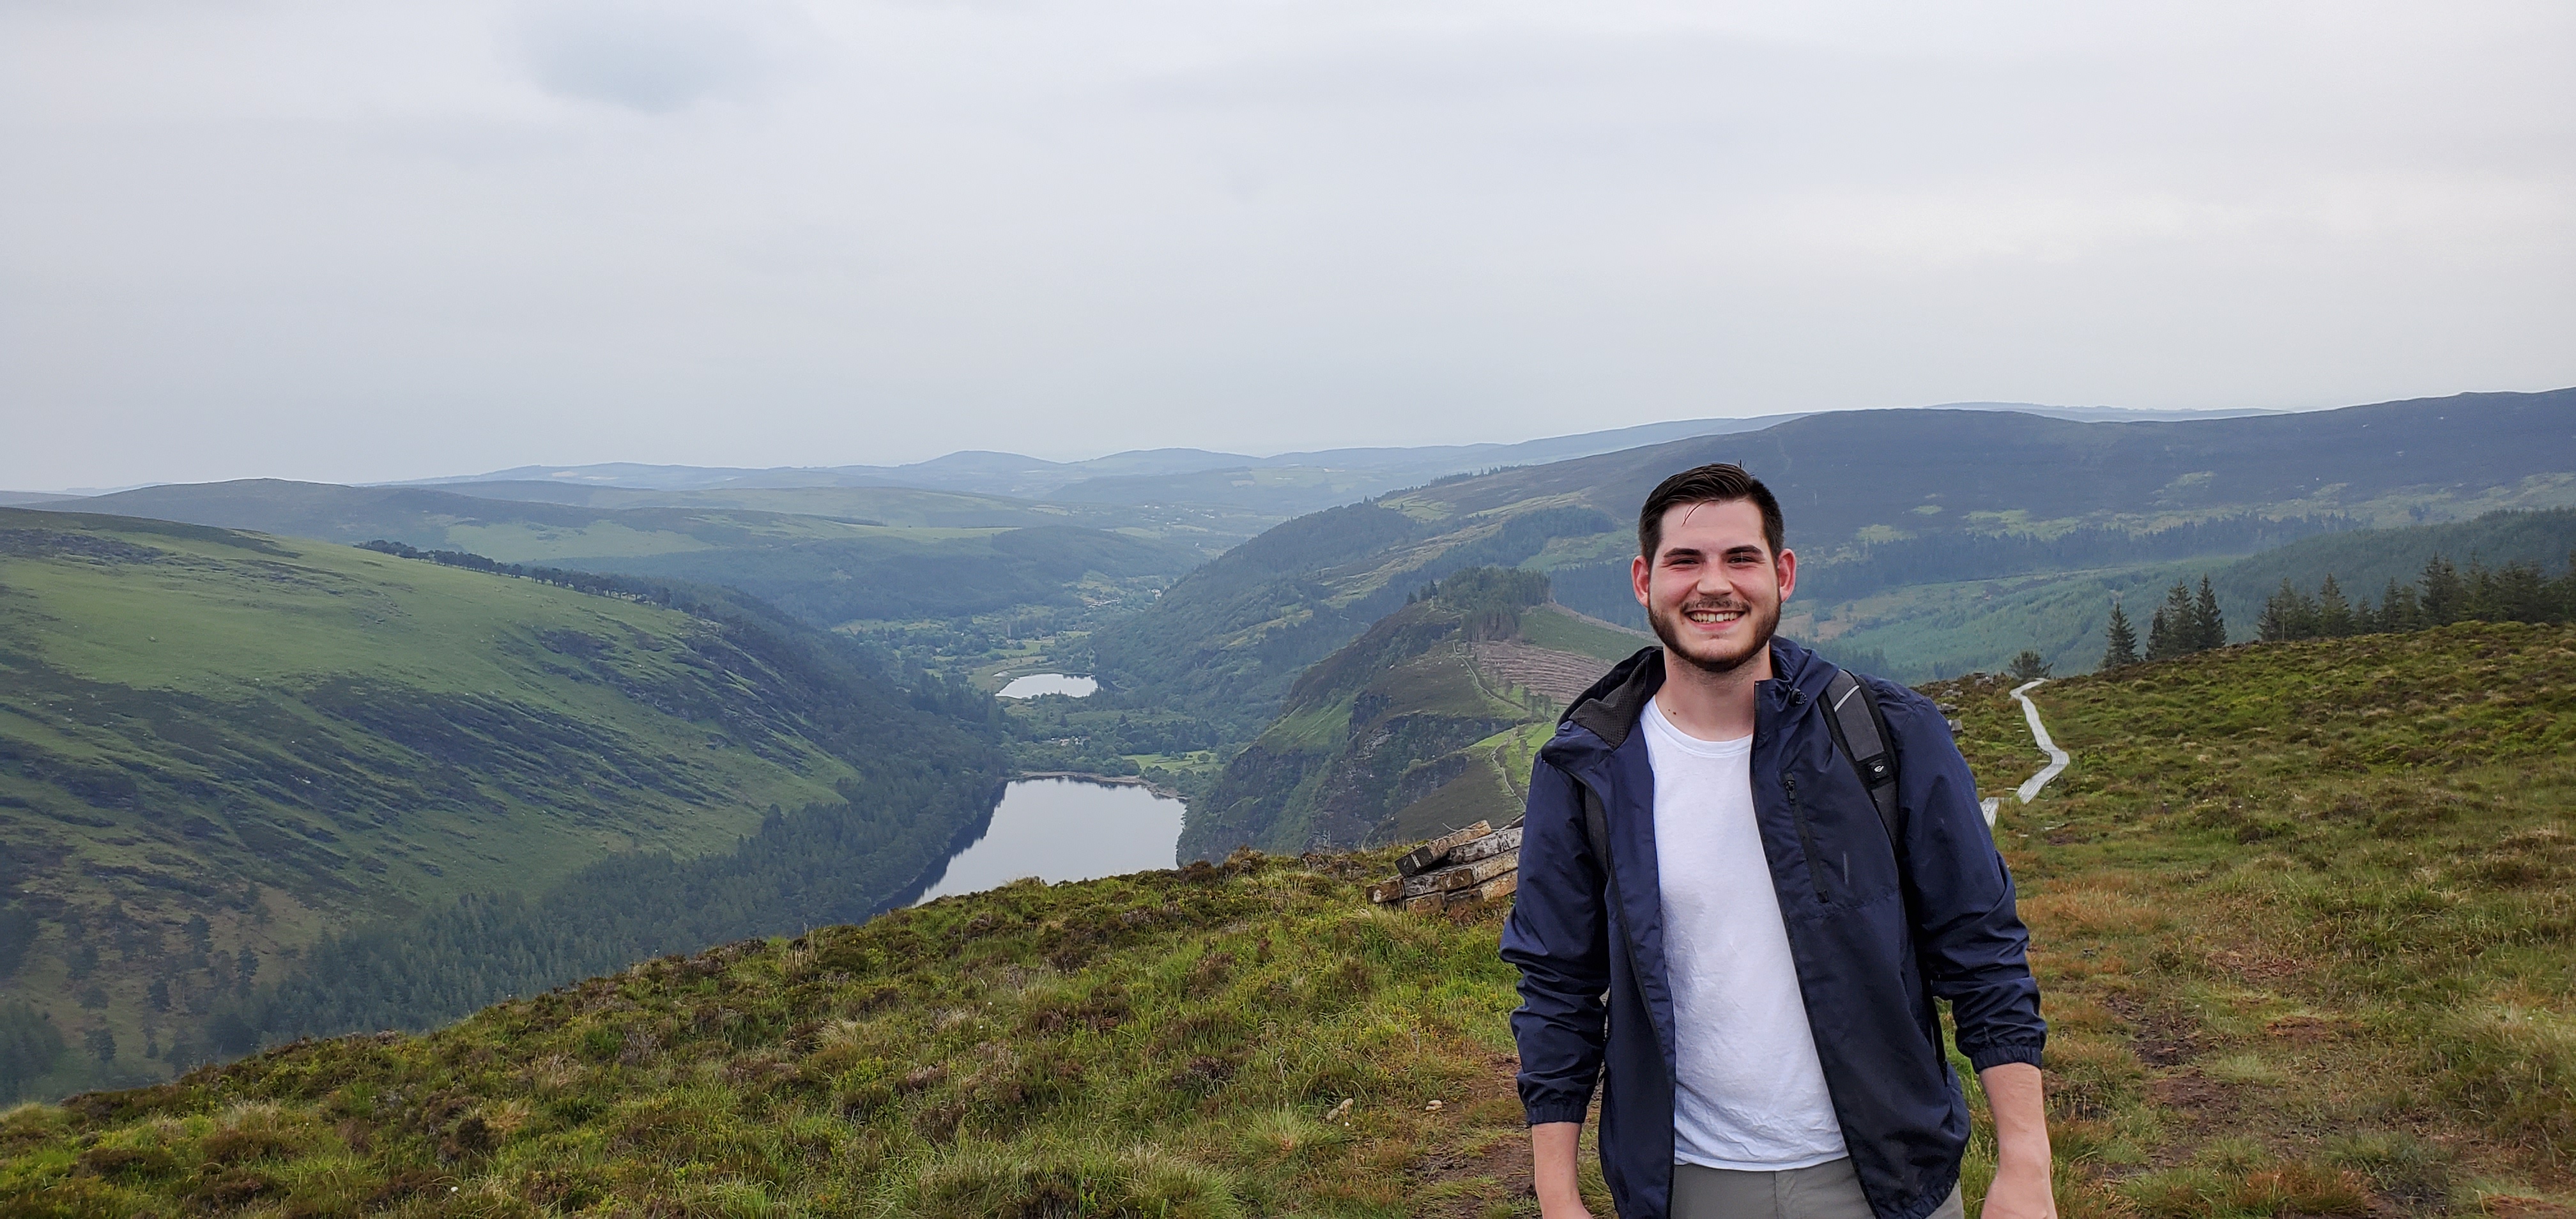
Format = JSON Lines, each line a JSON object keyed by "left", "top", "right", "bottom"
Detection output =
{"left": 1775, "top": 548, "right": 1797, "bottom": 600}
{"left": 1630, "top": 554, "right": 1651, "bottom": 606}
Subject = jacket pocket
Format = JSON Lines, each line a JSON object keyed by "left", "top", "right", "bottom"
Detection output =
{"left": 1784, "top": 773, "right": 1834, "bottom": 906}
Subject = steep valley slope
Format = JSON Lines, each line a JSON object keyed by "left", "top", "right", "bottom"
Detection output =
{"left": 0, "top": 510, "right": 1006, "bottom": 1100}
{"left": 1179, "top": 568, "right": 1645, "bottom": 861}
{"left": 2, "top": 622, "right": 2570, "bottom": 1216}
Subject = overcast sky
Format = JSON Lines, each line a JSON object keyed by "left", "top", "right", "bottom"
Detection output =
{"left": 4, "top": 0, "right": 2571, "bottom": 490}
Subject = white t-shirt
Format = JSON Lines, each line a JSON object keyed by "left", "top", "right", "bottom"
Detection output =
{"left": 1641, "top": 698, "right": 1849, "bottom": 1170}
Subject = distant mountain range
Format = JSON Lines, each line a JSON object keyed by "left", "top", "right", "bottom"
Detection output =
{"left": 0, "top": 403, "right": 2287, "bottom": 521}
{"left": 377, "top": 402, "right": 2281, "bottom": 513}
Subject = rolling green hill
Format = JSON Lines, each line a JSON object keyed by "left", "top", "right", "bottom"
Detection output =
{"left": 1181, "top": 570, "right": 1645, "bottom": 861}
{"left": 0, "top": 510, "right": 1006, "bottom": 1100}
{"left": 423, "top": 480, "right": 1281, "bottom": 551}
{"left": 1090, "top": 390, "right": 2576, "bottom": 717}
{"left": 50, "top": 481, "right": 1206, "bottom": 629}
{"left": 4, "top": 622, "right": 2572, "bottom": 1216}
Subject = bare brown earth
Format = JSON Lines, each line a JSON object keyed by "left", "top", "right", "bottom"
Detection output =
{"left": 1469, "top": 641, "right": 1615, "bottom": 706}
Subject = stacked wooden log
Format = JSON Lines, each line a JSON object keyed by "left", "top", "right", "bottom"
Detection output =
{"left": 1366, "top": 820, "right": 1522, "bottom": 912}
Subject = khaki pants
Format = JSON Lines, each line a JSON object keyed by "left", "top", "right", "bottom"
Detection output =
{"left": 1670, "top": 1158, "right": 1965, "bottom": 1219}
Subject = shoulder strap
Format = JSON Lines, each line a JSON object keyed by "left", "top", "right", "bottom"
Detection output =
{"left": 1580, "top": 667, "right": 1903, "bottom": 861}
{"left": 1821, "top": 668, "right": 1903, "bottom": 848}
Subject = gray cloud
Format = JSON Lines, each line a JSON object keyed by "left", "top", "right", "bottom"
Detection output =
{"left": 515, "top": 0, "right": 778, "bottom": 112}
{"left": 0, "top": 0, "right": 2570, "bottom": 491}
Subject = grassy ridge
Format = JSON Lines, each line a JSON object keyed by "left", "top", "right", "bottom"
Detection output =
{"left": 1932, "top": 622, "right": 2576, "bottom": 1215}
{"left": 0, "top": 855, "right": 1540, "bottom": 1218}
{"left": 0, "top": 510, "right": 1003, "bottom": 1097}
{"left": 3, "top": 624, "right": 2572, "bottom": 1215}
{"left": 54, "top": 482, "right": 1206, "bottom": 631}
{"left": 1181, "top": 571, "right": 1637, "bottom": 861}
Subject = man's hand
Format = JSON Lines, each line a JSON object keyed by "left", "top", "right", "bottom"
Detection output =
{"left": 1977, "top": 1062, "right": 2057, "bottom": 1219}
{"left": 1531, "top": 1122, "right": 1594, "bottom": 1219}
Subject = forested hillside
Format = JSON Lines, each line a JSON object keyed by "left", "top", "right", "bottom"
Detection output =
{"left": 0, "top": 510, "right": 1006, "bottom": 1101}
{"left": 1181, "top": 569, "right": 1643, "bottom": 861}
{"left": 1786, "top": 508, "right": 2576, "bottom": 684}
{"left": 1091, "top": 389, "right": 2576, "bottom": 720}
{"left": 2214, "top": 508, "right": 2576, "bottom": 618}
{"left": 5, "top": 622, "right": 2572, "bottom": 1216}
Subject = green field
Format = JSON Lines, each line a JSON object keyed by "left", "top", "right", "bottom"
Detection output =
{"left": 54, "top": 482, "right": 1209, "bottom": 641}
{"left": 0, "top": 510, "right": 1001, "bottom": 1099}
{"left": 429, "top": 480, "right": 1284, "bottom": 548}
{"left": 4, "top": 622, "right": 2570, "bottom": 1216}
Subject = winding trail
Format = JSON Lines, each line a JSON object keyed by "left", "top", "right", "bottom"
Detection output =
{"left": 2009, "top": 678, "right": 2071, "bottom": 804}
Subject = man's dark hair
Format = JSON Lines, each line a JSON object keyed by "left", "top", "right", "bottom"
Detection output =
{"left": 1638, "top": 463, "right": 1786, "bottom": 560}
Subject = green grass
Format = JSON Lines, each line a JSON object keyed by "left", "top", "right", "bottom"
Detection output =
{"left": 6, "top": 622, "right": 2573, "bottom": 1215}
{"left": 0, "top": 857, "right": 1548, "bottom": 1218}
{"left": 1515, "top": 606, "right": 1648, "bottom": 664}
{"left": 1930, "top": 620, "right": 2576, "bottom": 1214}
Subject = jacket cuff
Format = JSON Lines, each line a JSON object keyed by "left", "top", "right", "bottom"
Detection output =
{"left": 1966, "top": 1042, "right": 2044, "bottom": 1073}
{"left": 1523, "top": 1100, "right": 1590, "bottom": 1127}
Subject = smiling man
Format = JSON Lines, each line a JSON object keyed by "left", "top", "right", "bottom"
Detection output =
{"left": 1501, "top": 463, "right": 2054, "bottom": 1219}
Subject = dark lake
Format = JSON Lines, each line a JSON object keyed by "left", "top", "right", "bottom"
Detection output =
{"left": 912, "top": 776, "right": 1184, "bottom": 903}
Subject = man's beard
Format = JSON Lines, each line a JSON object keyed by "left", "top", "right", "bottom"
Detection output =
{"left": 1649, "top": 596, "right": 1781, "bottom": 676}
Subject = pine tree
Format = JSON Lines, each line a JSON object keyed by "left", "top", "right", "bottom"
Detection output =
{"left": 2380, "top": 578, "right": 2418, "bottom": 632}
{"left": 2257, "top": 580, "right": 2296, "bottom": 642}
{"left": 2147, "top": 582, "right": 2194, "bottom": 660}
{"left": 2192, "top": 576, "right": 2227, "bottom": 650}
{"left": 2100, "top": 600, "right": 2138, "bottom": 668}
{"left": 2315, "top": 574, "right": 2353, "bottom": 637}
{"left": 2475, "top": 560, "right": 2550, "bottom": 624}
{"left": 2009, "top": 650, "right": 2052, "bottom": 682}
{"left": 2419, "top": 555, "right": 2464, "bottom": 625}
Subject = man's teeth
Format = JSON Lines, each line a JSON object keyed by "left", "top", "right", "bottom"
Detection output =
{"left": 1684, "top": 609, "right": 1744, "bottom": 623}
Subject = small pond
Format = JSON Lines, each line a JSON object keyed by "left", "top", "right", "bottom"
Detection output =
{"left": 996, "top": 673, "right": 1098, "bottom": 699}
{"left": 913, "top": 777, "right": 1184, "bottom": 903}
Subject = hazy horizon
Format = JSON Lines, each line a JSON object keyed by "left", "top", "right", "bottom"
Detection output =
{"left": 11, "top": 395, "right": 2351, "bottom": 496}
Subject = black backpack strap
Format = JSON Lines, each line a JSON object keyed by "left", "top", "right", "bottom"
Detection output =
{"left": 1822, "top": 668, "right": 1903, "bottom": 848}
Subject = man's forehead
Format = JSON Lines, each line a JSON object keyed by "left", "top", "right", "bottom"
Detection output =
{"left": 1657, "top": 499, "right": 1769, "bottom": 550}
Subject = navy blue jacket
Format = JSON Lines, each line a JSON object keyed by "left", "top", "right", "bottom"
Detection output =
{"left": 1500, "top": 639, "right": 2044, "bottom": 1219}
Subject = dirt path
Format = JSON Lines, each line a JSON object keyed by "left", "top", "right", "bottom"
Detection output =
{"left": 2009, "top": 678, "right": 2070, "bottom": 803}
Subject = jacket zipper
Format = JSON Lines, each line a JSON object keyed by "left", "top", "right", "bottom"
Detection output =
{"left": 1785, "top": 773, "right": 1833, "bottom": 905}
{"left": 1584, "top": 785, "right": 1671, "bottom": 1095}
